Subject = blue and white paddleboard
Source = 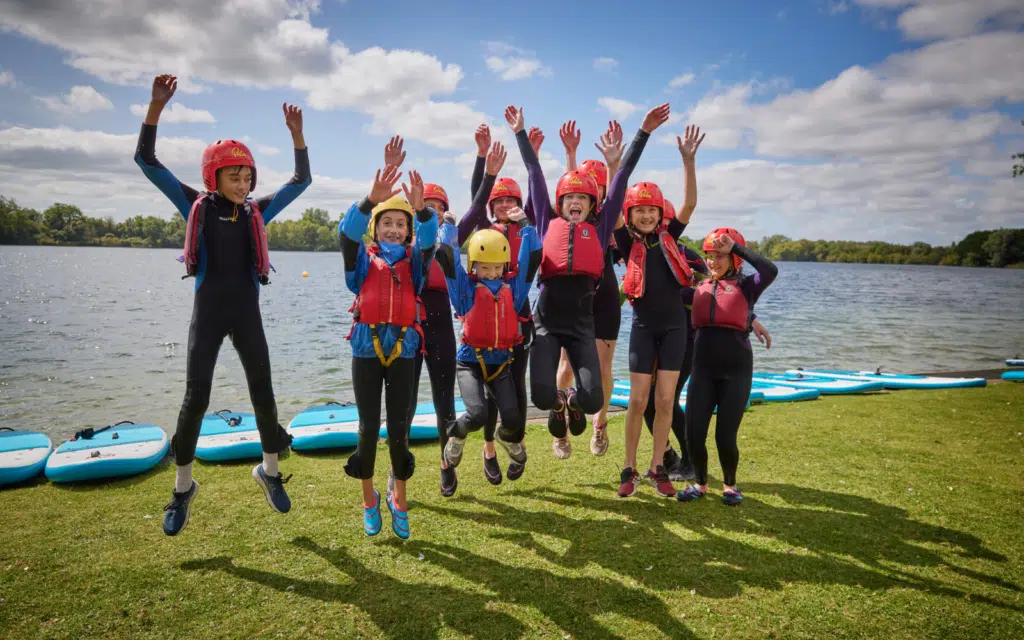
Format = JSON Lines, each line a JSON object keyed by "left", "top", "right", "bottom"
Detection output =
{"left": 287, "top": 402, "right": 361, "bottom": 450}
{"left": 611, "top": 381, "right": 759, "bottom": 409}
{"left": 1006, "top": 358, "right": 1024, "bottom": 367}
{"left": 0, "top": 429, "right": 53, "bottom": 486}
{"left": 45, "top": 422, "right": 168, "bottom": 483}
{"left": 750, "top": 380, "right": 821, "bottom": 402}
{"left": 755, "top": 372, "right": 884, "bottom": 395}
{"left": 380, "top": 399, "right": 468, "bottom": 441}
{"left": 1002, "top": 370, "right": 1024, "bottom": 382}
{"left": 195, "top": 410, "right": 263, "bottom": 462}
{"left": 788, "top": 369, "right": 986, "bottom": 390}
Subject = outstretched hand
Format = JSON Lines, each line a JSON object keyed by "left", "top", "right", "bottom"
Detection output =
{"left": 151, "top": 74, "right": 177, "bottom": 104}
{"left": 403, "top": 170, "right": 425, "bottom": 212}
{"left": 475, "top": 124, "right": 491, "bottom": 156}
{"left": 559, "top": 121, "right": 580, "bottom": 153}
{"left": 283, "top": 104, "right": 303, "bottom": 135}
{"left": 485, "top": 141, "right": 507, "bottom": 176}
{"left": 384, "top": 135, "right": 406, "bottom": 168}
{"left": 529, "top": 127, "right": 545, "bottom": 155}
{"left": 504, "top": 105, "right": 525, "bottom": 133}
{"left": 595, "top": 125, "right": 624, "bottom": 167}
{"left": 641, "top": 103, "right": 671, "bottom": 134}
{"left": 677, "top": 125, "right": 705, "bottom": 162}
{"left": 370, "top": 165, "right": 403, "bottom": 205}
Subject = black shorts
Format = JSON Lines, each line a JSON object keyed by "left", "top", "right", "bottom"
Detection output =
{"left": 628, "top": 323, "right": 688, "bottom": 374}
{"left": 593, "top": 260, "right": 621, "bottom": 341}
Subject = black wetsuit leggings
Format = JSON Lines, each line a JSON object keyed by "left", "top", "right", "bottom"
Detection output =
{"left": 451, "top": 361, "right": 525, "bottom": 443}
{"left": 411, "top": 305, "right": 458, "bottom": 458}
{"left": 172, "top": 287, "right": 290, "bottom": 465}
{"left": 484, "top": 313, "right": 532, "bottom": 442}
{"left": 530, "top": 332, "right": 604, "bottom": 430}
{"left": 645, "top": 327, "right": 694, "bottom": 457}
{"left": 685, "top": 327, "right": 753, "bottom": 487}
{"left": 345, "top": 356, "right": 416, "bottom": 482}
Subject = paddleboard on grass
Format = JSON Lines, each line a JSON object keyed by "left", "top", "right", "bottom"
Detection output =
{"left": 380, "top": 398, "right": 468, "bottom": 441}
{"left": 754, "top": 372, "right": 884, "bottom": 395}
{"left": 195, "top": 410, "right": 263, "bottom": 462}
{"left": 45, "top": 422, "right": 168, "bottom": 483}
{"left": 1005, "top": 358, "right": 1024, "bottom": 367}
{"left": 788, "top": 369, "right": 985, "bottom": 390}
{"left": 287, "top": 402, "right": 361, "bottom": 450}
{"left": 750, "top": 380, "right": 821, "bottom": 402}
{"left": 0, "top": 429, "right": 53, "bottom": 486}
{"left": 1002, "top": 370, "right": 1024, "bottom": 382}
{"left": 611, "top": 381, "right": 756, "bottom": 410}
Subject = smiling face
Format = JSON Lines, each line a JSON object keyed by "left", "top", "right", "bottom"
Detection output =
{"left": 474, "top": 261, "right": 504, "bottom": 280}
{"left": 705, "top": 250, "right": 733, "bottom": 279}
{"left": 629, "top": 205, "right": 661, "bottom": 234}
{"left": 425, "top": 197, "right": 446, "bottom": 222}
{"left": 490, "top": 196, "right": 518, "bottom": 222}
{"left": 560, "top": 193, "right": 594, "bottom": 223}
{"left": 375, "top": 210, "right": 410, "bottom": 244}
{"left": 216, "top": 166, "right": 252, "bottom": 204}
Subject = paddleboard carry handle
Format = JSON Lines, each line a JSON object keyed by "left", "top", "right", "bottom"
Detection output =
{"left": 214, "top": 410, "right": 242, "bottom": 427}
{"left": 324, "top": 400, "right": 355, "bottom": 407}
{"left": 0, "top": 427, "right": 13, "bottom": 432}
{"left": 73, "top": 420, "right": 134, "bottom": 441}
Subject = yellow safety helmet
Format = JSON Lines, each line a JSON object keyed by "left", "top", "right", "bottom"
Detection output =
{"left": 467, "top": 229, "right": 511, "bottom": 273}
{"left": 368, "top": 195, "right": 414, "bottom": 243}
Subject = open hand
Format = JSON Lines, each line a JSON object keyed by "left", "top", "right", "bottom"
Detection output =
{"left": 475, "top": 124, "right": 491, "bottom": 156}
{"left": 402, "top": 170, "right": 425, "bottom": 212}
{"left": 283, "top": 104, "right": 303, "bottom": 135}
{"left": 641, "top": 103, "right": 671, "bottom": 134}
{"left": 559, "top": 121, "right": 580, "bottom": 153}
{"left": 677, "top": 125, "right": 705, "bottom": 162}
{"left": 485, "top": 141, "right": 507, "bottom": 176}
{"left": 369, "top": 165, "right": 403, "bottom": 205}
{"left": 504, "top": 105, "right": 525, "bottom": 133}
{"left": 152, "top": 74, "right": 177, "bottom": 104}
{"left": 595, "top": 128, "right": 624, "bottom": 167}
{"left": 384, "top": 135, "right": 406, "bottom": 168}
{"left": 529, "top": 126, "right": 545, "bottom": 154}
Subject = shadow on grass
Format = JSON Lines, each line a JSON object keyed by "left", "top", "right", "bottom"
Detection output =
{"left": 179, "top": 535, "right": 694, "bottom": 639}
{"left": 417, "top": 482, "right": 1020, "bottom": 611}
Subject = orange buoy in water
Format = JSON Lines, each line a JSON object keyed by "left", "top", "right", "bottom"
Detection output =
{"left": 302, "top": 271, "right": 309, "bottom": 278}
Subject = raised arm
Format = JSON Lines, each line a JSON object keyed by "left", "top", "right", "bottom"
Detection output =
{"left": 458, "top": 142, "right": 505, "bottom": 244}
{"left": 134, "top": 74, "right": 199, "bottom": 218}
{"left": 470, "top": 124, "right": 490, "bottom": 199}
{"left": 559, "top": 121, "right": 580, "bottom": 172}
{"left": 505, "top": 105, "right": 553, "bottom": 236}
{"left": 254, "top": 103, "right": 311, "bottom": 223}
{"left": 674, "top": 125, "right": 704, "bottom": 224}
{"left": 438, "top": 221, "right": 474, "bottom": 315}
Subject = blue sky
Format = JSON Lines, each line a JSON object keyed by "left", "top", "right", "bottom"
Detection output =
{"left": 0, "top": 0, "right": 1020, "bottom": 243}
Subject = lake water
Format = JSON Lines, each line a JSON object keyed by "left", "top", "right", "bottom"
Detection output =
{"left": 2, "top": 246, "right": 1023, "bottom": 440}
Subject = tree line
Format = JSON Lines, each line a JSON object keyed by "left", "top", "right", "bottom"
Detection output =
{"left": 1, "top": 195, "right": 1021, "bottom": 268}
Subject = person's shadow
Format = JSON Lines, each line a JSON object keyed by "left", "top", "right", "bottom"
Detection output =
{"left": 181, "top": 536, "right": 525, "bottom": 639}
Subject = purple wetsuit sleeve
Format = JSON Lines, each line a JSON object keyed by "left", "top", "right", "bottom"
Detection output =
{"left": 515, "top": 129, "right": 553, "bottom": 237}
{"left": 599, "top": 129, "right": 650, "bottom": 247}
{"left": 734, "top": 244, "right": 778, "bottom": 305}
{"left": 457, "top": 173, "right": 496, "bottom": 244}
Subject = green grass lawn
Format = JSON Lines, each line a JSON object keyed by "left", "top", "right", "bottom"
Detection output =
{"left": 2, "top": 384, "right": 1023, "bottom": 639}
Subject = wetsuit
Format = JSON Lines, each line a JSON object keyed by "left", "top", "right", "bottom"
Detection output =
{"left": 339, "top": 199, "right": 439, "bottom": 482}
{"left": 437, "top": 221, "right": 540, "bottom": 443}
{"left": 683, "top": 244, "right": 777, "bottom": 487}
{"left": 521, "top": 128, "right": 650, "bottom": 420}
{"left": 594, "top": 249, "right": 622, "bottom": 341}
{"left": 464, "top": 164, "right": 537, "bottom": 443}
{"left": 134, "top": 124, "right": 310, "bottom": 465}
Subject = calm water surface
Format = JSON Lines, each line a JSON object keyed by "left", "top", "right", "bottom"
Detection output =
{"left": 2, "top": 246, "right": 1022, "bottom": 439}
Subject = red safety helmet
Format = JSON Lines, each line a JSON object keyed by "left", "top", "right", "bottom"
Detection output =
{"left": 555, "top": 170, "right": 599, "bottom": 216}
{"left": 201, "top": 139, "right": 256, "bottom": 192}
{"left": 703, "top": 227, "right": 746, "bottom": 270}
{"left": 488, "top": 177, "right": 522, "bottom": 210}
{"left": 577, "top": 159, "right": 608, "bottom": 189}
{"left": 423, "top": 183, "right": 449, "bottom": 211}
{"left": 662, "top": 198, "right": 675, "bottom": 222}
{"left": 622, "top": 181, "right": 665, "bottom": 226}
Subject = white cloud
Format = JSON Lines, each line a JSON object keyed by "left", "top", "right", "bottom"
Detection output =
{"left": 129, "top": 102, "right": 216, "bottom": 124}
{"left": 593, "top": 57, "right": 618, "bottom": 72}
{"left": 483, "top": 41, "right": 552, "bottom": 81}
{"left": 855, "top": 0, "right": 1024, "bottom": 41}
{"left": 667, "top": 73, "right": 695, "bottom": 90}
{"left": 0, "top": 70, "right": 14, "bottom": 87}
{"left": 598, "top": 97, "right": 641, "bottom": 120}
{"left": 255, "top": 144, "right": 281, "bottom": 157}
{"left": 38, "top": 85, "right": 113, "bottom": 114}
{"left": 826, "top": 1, "right": 850, "bottom": 15}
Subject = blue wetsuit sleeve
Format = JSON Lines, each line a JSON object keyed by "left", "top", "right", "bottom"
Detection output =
{"left": 134, "top": 124, "right": 200, "bottom": 219}
{"left": 510, "top": 225, "right": 539, "bottom": 310}
{"left": 341, "top": 200, "right": 373, "bottom": 294}
{"left": 414, "top": 208, "right": 439, "bottom": 292}
{"left": 447, "top": 249, "right": 475, "bottom": 317}
{"left": 516, "top": 130, "right": 553, "bottom": 237}
{"left": 601, "top": 129, "right": 650, "bottom": 248}
{"left": 254, "top": 147, "right": 312, "bottom": 223}
{"left": 734, "top": 244, "right": 778, "bottom": 305}
{"left": 458, "top": 173, "right": 496, "bottom": 244}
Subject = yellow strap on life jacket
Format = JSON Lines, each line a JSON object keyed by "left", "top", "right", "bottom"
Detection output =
{"left": 369, "top": 324, "right": 407, "bottom": 368}
{"left": 475, "top": 349, "right": 512, "bottom": 383}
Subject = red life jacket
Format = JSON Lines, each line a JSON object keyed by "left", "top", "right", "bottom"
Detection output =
{"left": 491, "top": 222, "right": 523, "bottom": 273}
{"left": 355, "top": 245, "right": 421, "bottom": 327}
{"left": 622, "top": 231, "right": 693, "bottom": 302}
{"left": 539, "top": 218, "right": 604, "bottom": 281}
{"left": 183, "top": 194, "right": 271, "bottom": 284}
{"left": 425, "top": 259, "right": 448, "bottom": 293}
{"left": 460, "top": 282, "right": 521, "bottom": 350}
{"left": 691, "top": 277, "right": 749, "bottom": 332}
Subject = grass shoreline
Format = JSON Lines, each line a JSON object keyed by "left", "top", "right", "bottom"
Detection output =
{"left": 2, "top": 385, "right": 1022, "bottom": 639}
